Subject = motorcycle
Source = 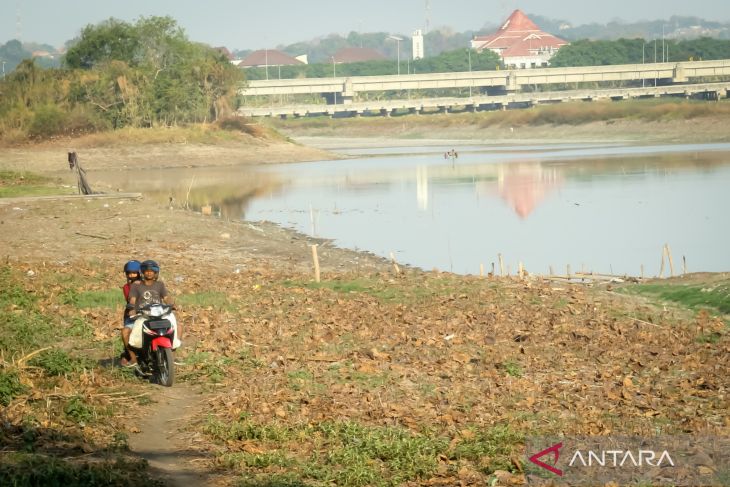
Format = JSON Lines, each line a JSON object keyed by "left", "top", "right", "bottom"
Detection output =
{"left": 129, "top": 303, "right": 177, "bottom": 387}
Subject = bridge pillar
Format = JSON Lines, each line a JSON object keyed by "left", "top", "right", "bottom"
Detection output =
{"left": 672, "top": 64, "right": 687, "bottom": 83}
{"left": 506, "top": 71, "right": 519, "bottom": 92}
{"left": 342, "top": 78, "right": 355, "bottom": 105}
{"left": 379, "top": 109, "right": 391, "bottom": 117}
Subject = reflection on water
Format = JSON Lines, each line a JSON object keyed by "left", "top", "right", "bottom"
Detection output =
{"left": 91, "top": 143, "right": 730, "bottom": 276}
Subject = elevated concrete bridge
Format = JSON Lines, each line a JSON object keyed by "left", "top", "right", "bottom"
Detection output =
{"left": 238, "top": 81, "right": 730, "bottom": 119}
{"left": 240, "top": 59, "right": 730, "bottom": 99}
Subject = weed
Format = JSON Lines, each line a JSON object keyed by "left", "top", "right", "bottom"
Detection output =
{"left": 65, "top": 317, "right": 94, "bottom": 339}
{"left": 221, "top": 451, "right": 293, "bottom": 469}
{"left": 0, "top": 311, "right": 54, "bottom": 353}
{"left": 501, "top": 360, "right": 523, "bottom": 378}
{"left": 0, "top": 370, "right": 27, "bottom": 406}
{"left": 180, "top": 351, "right": 233, "bottom": 383}
{"left": 28, "top": 349, "right": 94, "bottom": 376}
{"left": 0, "top": 453, "right": 164, "bottom": 486}
{"left": 64, "top": 396, "right": 95, "bottom": 424}
{"left": 451, "top": 424, "right": 523, "bottom": 474}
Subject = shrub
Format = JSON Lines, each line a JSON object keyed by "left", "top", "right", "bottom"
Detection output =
{"left": 28, "top": 105, "right": 67, "bottom": 139}
{"left": 0, "top": 370, "right": 27, "bottom": 406}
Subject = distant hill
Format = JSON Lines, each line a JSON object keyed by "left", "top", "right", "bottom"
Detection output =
{"left": 3, "top": 13, "right": 730, "bottom": 75}
{"left": 233, "top": 14, "right": 730, "bottom": 63}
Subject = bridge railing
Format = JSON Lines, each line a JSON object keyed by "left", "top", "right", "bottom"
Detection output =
{"left": 239, "top": 59, "right": 730, "bottom": 98}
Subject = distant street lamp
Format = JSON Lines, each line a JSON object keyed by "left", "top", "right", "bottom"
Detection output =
{"left": 388, "top": 35, "right": 403, "bottom": 75}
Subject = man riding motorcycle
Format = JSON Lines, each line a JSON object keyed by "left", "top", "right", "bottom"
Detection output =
{"left": 128, "top": 260, "right": 182, "bottom": 350}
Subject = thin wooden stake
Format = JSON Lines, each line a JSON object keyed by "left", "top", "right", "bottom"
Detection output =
{"left": 390, "top": 252, "right": 401, "bottom": 275}
{"left": 665, "top": 244, "right": 675, "bottom": 277}
{"left": 518, "top": 261, "right": 524, "bottom": 279}
{"left": 479, "top": 263, "right": 484, "bottom": 277}
{"left": 567, "top": 264, "right": 572, "bottom": 278}
{"left": 549, "top": 265, "right": 555, "bottom": 276}
{"left": 682, "top": 256, "right": 687, "bottom": 275}
{"left": 311, "top": 244, "right": 320, "bottom": 282}
{"left": 491, "top": 262, "right": 495, "bottom": 276}
{"left": 498, "top": 253, "right": 504, "bottom": 276}
{"left": 640, "top": 264, "right": 645, "bottom": 279}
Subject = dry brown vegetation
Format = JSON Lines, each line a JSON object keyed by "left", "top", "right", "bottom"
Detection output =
{"left": 1, "top": 188, "right": 728, "bottom": 486}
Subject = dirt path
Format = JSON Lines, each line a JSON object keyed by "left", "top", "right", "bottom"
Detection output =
{"left": 127, "top": 383, "right": 223, "bottom": 487}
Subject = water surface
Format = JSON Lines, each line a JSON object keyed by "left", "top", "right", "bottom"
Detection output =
{"left": 104, "top": 142, "right": 730, "bottom": 277}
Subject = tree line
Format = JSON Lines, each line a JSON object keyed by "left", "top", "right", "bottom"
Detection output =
{"left": 0, "top": 16, "right": 243, "bottom": 140}
{"left": 2, "top": 15, "right": 730, "bottom": 141}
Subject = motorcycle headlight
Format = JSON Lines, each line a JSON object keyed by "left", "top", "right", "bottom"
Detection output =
{"left": 149, "top": 305, "right": 164, "bottom": 317}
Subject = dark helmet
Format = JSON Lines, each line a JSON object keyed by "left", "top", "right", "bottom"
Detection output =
{"left": 123, "top": 260, "right": 141, "bottom": 274}
{"left": 140, "top": 260, "right": 160, "bottom": 277}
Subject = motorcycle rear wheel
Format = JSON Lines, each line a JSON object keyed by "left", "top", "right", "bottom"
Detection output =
{"left": 155, "top": 347, "right": 175, "bottom": 387}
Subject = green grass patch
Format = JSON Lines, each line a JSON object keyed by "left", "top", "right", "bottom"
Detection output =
{"left": 178, "top": 350, "right": 234, "bottom": 383}
{"left": 617, "top": 278, "right": 730, "bottom": 316}
{"left": 0, "top": 370, "right": 28, "bottom": 406}
{"left": 285, "top": 278, "right": 402, "bottom": 302}
{"left": 205, "top": 418, "right": 522, "bottom": 486}
{"left": 28, "top": 349, "right": 95, "bottom": 377}
{"left": 59, "top": 288, "right": 121, "bottom": 309}
{"left": 177, "top": 291, "right": 234, "bottom": 310}
{"left": 0, "top": 170, "right": 72, "bottom": 198}
{"left": 0, "top": 453, "right": 163, "bottom": 487}
{"left": 501, "top": 360, "right": 523, "bottom": 378}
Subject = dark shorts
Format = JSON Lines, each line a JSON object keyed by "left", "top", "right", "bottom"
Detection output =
{"left": 123, "top": 316, "right": 135, "bottom": 329}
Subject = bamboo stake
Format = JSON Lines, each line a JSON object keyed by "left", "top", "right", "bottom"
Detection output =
{"left": 184, "top": 176, "right": 195, "bottom": 210}
{"left": 479, "top": 263, "right": 484, "bottom": 277}
{"left": 390, "top": 252, "right": 401, "bottom": 275}
{"left": 311, "top": 245, "right": 320, "bottom": 283}
{"left": 498, "top": 253, "right": 504, "bottom": 276}
{"left": 640, "top": 264, "right": 645, "bottom": 279}
{"left": 682, "top": 256, "right": 687, "bottom": 275}
{"left": 518, "top": 261, "right": 524, "bottom": 279}
{"left": 665, "top": 244, "right": 675, "bottom": 277}
{"left": 491, "top": 262, "right": 495, "bottom": 276}
{"left": 567, "top": 264, "right": 571, "bottom": 278}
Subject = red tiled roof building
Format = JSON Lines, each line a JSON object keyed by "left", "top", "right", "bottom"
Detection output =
{"left": 471, "top": 10, "right": 568, "bottom": 69}
{"left": 239, "top": 49, "right": 305, "bottom": 68}
{"left": 333, "top": 47, "right": 386, "bottom": 64}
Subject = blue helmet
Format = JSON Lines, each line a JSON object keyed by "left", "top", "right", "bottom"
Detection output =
{"left": 140, "top": 260, "right": 160, "bottom": 276}
{"left": 124, "top": 260, "right": 141, "bottom": 274}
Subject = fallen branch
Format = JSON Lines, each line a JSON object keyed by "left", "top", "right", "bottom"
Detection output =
{"left": 16, "top": 346, "right": 53, "bottom": 366}
{"left": 75, "top": 232, "right": 111, "bottom": 240}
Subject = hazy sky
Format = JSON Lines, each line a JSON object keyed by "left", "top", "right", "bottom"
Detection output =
{"left": 3, "top": 0, "right": 730, "bottom": 50}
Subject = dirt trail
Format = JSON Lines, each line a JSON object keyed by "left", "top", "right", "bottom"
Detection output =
{"left": 127, "top": 383, "right": 222, "bottom": 487}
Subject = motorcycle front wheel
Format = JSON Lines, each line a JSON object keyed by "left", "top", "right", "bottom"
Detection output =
{"left": 155, "top": 347, "right": 175, "bottom": 387}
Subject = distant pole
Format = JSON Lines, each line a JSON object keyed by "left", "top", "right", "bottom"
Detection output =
{"left": 331, "top": 56, "right": 337, "bottom": 105}
{"left": 388, "top": 35, "right": 404, "bottom": 75}
{"left": 662, "top": 25, "right": 665, "bottom": 63}
{"left": 265, "top": 48, "right": 269, "bottom": 80}
{"left": 467, "top": 49, "right": 472, "bottom": 97}
{"left": 642, "top": 43, "right": 645, "bottom": 87}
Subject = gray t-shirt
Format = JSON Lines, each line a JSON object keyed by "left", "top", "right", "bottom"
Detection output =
{"left": 129, "top": 280, "right": 169, "bottom": 309}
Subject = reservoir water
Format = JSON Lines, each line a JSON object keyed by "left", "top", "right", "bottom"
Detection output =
{"left": 132, "top": 142, "right": 730, "bottom": 277}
